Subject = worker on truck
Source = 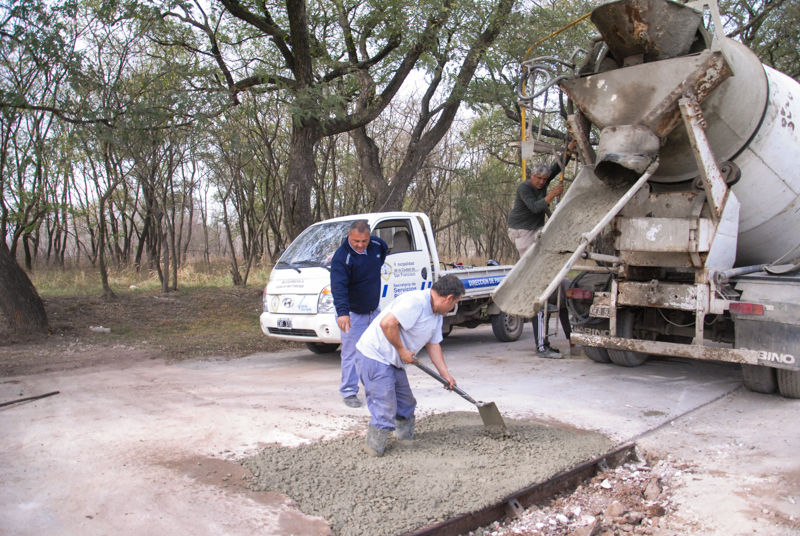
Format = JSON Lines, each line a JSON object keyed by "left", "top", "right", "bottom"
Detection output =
{"left": 331, "top": 220, "right": 389, "bottom": 408}
{"left": 356, "top": 275, "right": 464, "bottom": 457}
{"left": 507, "top": 144, "right": 575, "bottom": 358}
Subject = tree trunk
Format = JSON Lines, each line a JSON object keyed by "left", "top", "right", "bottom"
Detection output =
{"left": 350, "top": 126, "right": 391, "bottom": 210}
{"left": 282, "top": 121, "right": 321, "bottom": 239}
{"left": 22, "top": 233, "right": 33, "bottom": 271}
{"left": 170, "top": 220, "right": 178, "bottom": 291}
{"left": 161, "top": 231, "right": 170, "bottom": 294}
{"left": 133, "top": 212, "right": 151, "bottom": 272}
{"left": 221, "top": 198, "right": 242, "bottom": 285}
{"left": 0, "top": 247, "right": 49, "bottom": 333}
{"left": 182, "top": 198, "right": 194, "bottom": 265}
{"left": 241, "top": 212, "right": 270, "bottom": 286}
{"left": 97, "top": 197, "right": 117, "bottom": 300}
{"left": 200, "top": 190, "right": 210, "bottom": 267}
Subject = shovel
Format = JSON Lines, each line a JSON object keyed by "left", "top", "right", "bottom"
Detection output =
{"left": 412, "top": 359, "right": 507, "bottom": 432}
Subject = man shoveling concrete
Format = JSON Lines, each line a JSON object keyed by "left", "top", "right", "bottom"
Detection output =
{"left": 355, "top": 275, "right": 465, "bottom": 456}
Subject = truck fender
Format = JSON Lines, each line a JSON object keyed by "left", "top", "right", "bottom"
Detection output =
{"left": 486, "top": 302, "right": 502, "bottom": 315}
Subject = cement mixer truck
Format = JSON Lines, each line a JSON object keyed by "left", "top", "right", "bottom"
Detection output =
{"left": 493, "top": 0, "right": 800, "bottom": 398}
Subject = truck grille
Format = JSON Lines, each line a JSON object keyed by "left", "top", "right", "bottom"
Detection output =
{"left": 268, "top": 327, "right": 318, "bottom": 337}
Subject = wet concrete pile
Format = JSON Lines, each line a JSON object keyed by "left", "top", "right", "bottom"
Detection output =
{"left": 242, "top": 412, "right": 612, "bottom": 536}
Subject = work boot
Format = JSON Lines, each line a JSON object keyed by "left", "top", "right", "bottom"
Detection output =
{"left": 394, "top": 416, "right": 416, "bottom": 441}
{"left": 537, "top": 347, "right": 563, "bottom": 359}
{"left": 343, "top": 395, "right": 361, "bottom": 408}
{"left": 364, "top": 425, "right": 390, "bottom": 457}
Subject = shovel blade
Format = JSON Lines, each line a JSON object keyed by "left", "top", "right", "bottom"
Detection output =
{"left": 477, "top": 401, "right": 507, "bottom": 432}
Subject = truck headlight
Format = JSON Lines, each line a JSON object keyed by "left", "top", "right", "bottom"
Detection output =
{"left": 263, "top": 289, "right": 269, "bottom": 312}
{"left": 318, "top": 286, "right": 335, "bottom": 314}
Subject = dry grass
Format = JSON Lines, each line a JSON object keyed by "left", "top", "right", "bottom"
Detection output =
{"left": 0, "top": 260, "right": 303, "bottom": 376}
{"left": 28, "top": 259, "right": 273, "bottom": 298}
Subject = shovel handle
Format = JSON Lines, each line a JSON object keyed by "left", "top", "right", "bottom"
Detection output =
{"left": 412, "top": 359, "right": 479, "bottom": 406}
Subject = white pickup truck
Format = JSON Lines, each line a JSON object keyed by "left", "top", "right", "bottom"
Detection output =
{"left": 260, "top": 212, "right": 524, "bottom": 353}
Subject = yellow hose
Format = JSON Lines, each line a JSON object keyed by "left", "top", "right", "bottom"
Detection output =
{"left": 519, "top": 11, "right": 592, "bottom": 182}
{"left": 523, "top": 12, "right": 592, "bottom": 63}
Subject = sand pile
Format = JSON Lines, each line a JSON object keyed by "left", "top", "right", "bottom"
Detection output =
{"left": 243, "top": 412, "right": 612, "bottom": 536}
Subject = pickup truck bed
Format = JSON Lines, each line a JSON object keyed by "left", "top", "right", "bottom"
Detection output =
{"left": 442, "top": 266, "right": 515, "bottom": 299}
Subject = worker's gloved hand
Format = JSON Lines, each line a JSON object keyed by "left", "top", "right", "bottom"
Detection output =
{"left": 399, "top": 348, "right": 415, "bottom": 364}
{"left": 337, "top": 315, "right": 351, "bottom": 333}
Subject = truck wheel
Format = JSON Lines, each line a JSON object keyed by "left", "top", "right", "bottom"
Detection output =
{"left": 607, "top": 309, "right": 649, "bottom": 367}
{"left": 777, "top": 369, "right": 800, "bottom": 399}
{"left": 741, "top": 364, "right": 778, "bottom": 394}
{"left": 491, "top": 313, "right": 523, "bottom": 342}
{"left": 305, "top": 342, "right": 340, "bottom": 354}
{"left": 441, "top": 324, "right": 452, "bottom": 338}
{"left": 584, "top": 346, "right": 612, "bottom": 363}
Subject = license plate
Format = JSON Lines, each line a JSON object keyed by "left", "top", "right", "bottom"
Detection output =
{"left": 590, "top": 306, "right": 611, "bottom": 318}
{"left": 277, "top": 318, "right": 292, "bottom": 329}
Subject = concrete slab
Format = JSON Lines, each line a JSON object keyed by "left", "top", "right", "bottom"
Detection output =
{"left": 0, "top": 323, "right": 797, "bottom": 535}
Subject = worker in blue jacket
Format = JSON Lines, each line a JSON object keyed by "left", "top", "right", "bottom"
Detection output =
{"left": 330, "top": 220, "right": 388, "bottom": 408}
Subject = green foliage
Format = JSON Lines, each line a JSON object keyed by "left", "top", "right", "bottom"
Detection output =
{"left": 3, "top": 0, "right": 800, "bottom": 285}
{"left": 722, "top": 0, "right": 800, "bottom": 80}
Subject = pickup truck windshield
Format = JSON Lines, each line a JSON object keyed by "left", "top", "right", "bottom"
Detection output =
{"left": 276, "top": 220, "right": 355, "bottom": 268}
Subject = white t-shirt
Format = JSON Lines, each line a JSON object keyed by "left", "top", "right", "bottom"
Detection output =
{"left": 356, "top": 289, "right": 444, "bottom": 369}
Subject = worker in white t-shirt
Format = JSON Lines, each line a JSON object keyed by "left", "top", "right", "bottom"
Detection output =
{"left": 355, "top": 275, "right": 465, "bottom": 457}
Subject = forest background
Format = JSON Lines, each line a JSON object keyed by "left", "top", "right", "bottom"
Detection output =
{"left": 1, "top": 0, "right": 798, "bottom": 302}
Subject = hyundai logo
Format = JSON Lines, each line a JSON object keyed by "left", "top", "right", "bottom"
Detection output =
{"left": 282, "top": 297, "right": 294, "bottom": 308}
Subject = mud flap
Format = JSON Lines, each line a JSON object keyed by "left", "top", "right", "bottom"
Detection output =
{"left": 493, "top": 165, "right": 653, "bottom": 317}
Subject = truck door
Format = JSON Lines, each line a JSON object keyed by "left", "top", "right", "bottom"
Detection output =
{"left": 372, "top": 217, "right": 431, "bottom": 311}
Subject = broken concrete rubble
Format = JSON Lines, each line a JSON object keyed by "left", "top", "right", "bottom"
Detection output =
{"left": 467, "top": 458, "right": 681, "bottom": 536}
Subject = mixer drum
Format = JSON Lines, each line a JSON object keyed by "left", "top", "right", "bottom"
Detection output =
{"left": 569, "top": 40, "right": 800, "bottom": 266}
{"left": 644, "top": 38, "right": 800, "bottom": 265}
{"left": 726, "top": 66, "right": 800, "bottom": 266}
{"left": 650, "top": 41, "right": 800, "bottom": 265}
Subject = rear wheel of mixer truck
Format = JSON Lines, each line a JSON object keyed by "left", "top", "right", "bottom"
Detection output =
{"left": 571, "top": 322, "right": 612, "bottom": 363}
{"left": 566, "top": 272, "right": 613, "bottom": 363}
{"left": 777, "top": 370, "right": 800, "bottom": 399}
{"left": 607, "top": 309, "right": 649, "bottom": 367}
{"left": 584, "top": 345, "right": 613, "bottom": 363}
{"left": 741, "top": 364, "right": 778, "bottom": 394}
{"left": 491, "top": 313, "right": 524, "bottom": 342}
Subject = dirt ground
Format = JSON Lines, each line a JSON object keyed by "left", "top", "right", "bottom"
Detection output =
{"left": 0, "top": 286, "right": 300, "bottom": 376}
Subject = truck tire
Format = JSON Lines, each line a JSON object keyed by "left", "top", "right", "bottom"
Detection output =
{"left": 607, "top": 309, "right": 649, "bottom": 367}
{"left": 584, "top": 346, "right": 612, "bottom": 363}
{"left": 491, "top": 313, "right": 523, "bottom": 342}
{"left": 441, "top": 323, "right": 452, "bottom": 338}
{"left": 305, "top": 342, "right": 340, "bottom": 354}
{"left": 573, "top": 318, "right": 612, "bottom": 363}
{"left": 741, "top": 364, "right": 778, "bottom": 394}
{"left": 777, "top": 369, "right": 800, "bottom": 399}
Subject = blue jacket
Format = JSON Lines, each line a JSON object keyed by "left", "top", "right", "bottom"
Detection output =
{"left": 330, "top": 235, "right": 388, "bottom": 317}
